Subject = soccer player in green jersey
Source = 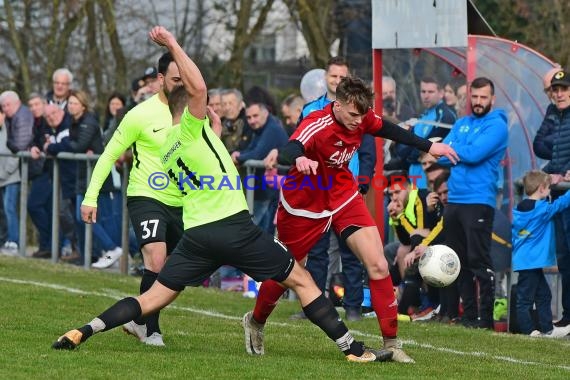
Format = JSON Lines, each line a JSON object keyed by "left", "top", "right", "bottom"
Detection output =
{"left": 80, "top": 52, "right": 184, "bottom": 346}
{"left": 53, "top": 25, "right": 392, "bottom": 363}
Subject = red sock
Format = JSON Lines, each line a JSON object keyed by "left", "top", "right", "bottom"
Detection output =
{"left": 369, "top": 276, "right": 398, "bottom": 339}
{"left": 252, "top": 280, "right": 287, "bottom": 324}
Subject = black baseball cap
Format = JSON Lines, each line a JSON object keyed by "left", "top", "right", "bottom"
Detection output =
{"left": 131, "top": 77, "right": 145, "bottom": 92}
{"left": 550, "top": 70, "right": 570, "bottom": 87}
{"left": 142, "top": 66, "right": 158, "bottom": 80}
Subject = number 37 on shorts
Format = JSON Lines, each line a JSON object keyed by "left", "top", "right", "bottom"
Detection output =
{"left": 140, "top": 219, "right": 159, "bottom": 239}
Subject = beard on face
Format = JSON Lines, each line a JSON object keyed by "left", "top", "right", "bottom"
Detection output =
{"left": 471, "top": 102, "right": 492, "bottom": 117}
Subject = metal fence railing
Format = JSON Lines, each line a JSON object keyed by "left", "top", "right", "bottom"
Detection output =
{"left": 0, "top": 151, "right": 130, "bottom": 273}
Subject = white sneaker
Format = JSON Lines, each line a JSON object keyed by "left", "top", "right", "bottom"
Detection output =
{"left": 91, "top": 247, "right": 123, "bottom": 269}
{"left": 529, "top": 325, "right": 570, "bottom": 338}
{"left": 0, "top": 241, "right": 18, "bottom": 256}
{"left": 529, "top": 330, "right": 542, "bottom": 337}
{"left": 242, "top": 311, "right": 264, "bottom": 355}
{"left": 122, "top": 321, "right": 147, "bottom": 341}
{"left": 143, "top": 332, "right": 165, "bottom": 346}
{"left": 542, "top": 325, "right": 570, "bottom": 338}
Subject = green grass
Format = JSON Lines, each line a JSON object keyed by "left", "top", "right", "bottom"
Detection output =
{"left": 0, "top": 256, "right": 569, "bottom": 380}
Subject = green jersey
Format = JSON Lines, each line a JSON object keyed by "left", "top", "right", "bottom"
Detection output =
{"left": 83, "top": 94, "right": 182, "bottom": 207}
{"left": 160, "top": 108, "right": 248, "bottom": 229}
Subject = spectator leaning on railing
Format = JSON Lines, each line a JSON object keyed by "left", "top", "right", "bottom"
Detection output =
{"left": 0, "top": 90, "right": 33, "bottom": 255}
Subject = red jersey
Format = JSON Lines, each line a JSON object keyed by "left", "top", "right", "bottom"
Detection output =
{"left": 281, "top": 103, "right": 382, "bottom": 218}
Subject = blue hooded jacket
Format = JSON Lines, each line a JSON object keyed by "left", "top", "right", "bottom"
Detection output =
{"left": 439, "top": 109, "right": 508, "bottom": 207}
{"left": 512, "top": 191, "right": 570, "bottom": 271}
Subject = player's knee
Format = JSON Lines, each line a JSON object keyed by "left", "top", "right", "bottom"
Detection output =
{"left": 141, "top": 242, "right": 167, "bottom": 266}
{"left": 282, "top": 263, "right": 312, "bottom": 290}
{"left": 141, "top": 250, "right": 167, "bottom": 272}
{"left": 365, "top": 256, "right": 390, "bottom": 278}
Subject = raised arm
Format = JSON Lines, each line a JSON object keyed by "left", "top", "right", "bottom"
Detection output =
{"left": 149, "top": 26, "right": 207, "bottom": 120}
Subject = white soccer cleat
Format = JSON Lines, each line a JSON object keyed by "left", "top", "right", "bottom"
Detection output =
{"left": 122, "top": 321, "right": 147, "bottom": 341}
{"left": 143, "top": 332, "right": 165, "bottom": 346}
{"left": 384, "top": 339, "right": 415, "bottom": 363}
{"left": 242, "top": 311, "right": 265, "bottom": 355}
{"left": 92, "top": 247, "right": 123, "bottom": 269}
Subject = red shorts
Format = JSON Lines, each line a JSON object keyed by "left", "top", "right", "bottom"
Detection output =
{"left": 276, "top": 195, "right": 376, "bottom": 261}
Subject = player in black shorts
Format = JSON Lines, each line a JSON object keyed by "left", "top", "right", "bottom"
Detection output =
{"left": 53, "top": 26, "right": 391, "bottom": 363}
{"left": 81, "top": 51, "right": 184, "bottom": 346}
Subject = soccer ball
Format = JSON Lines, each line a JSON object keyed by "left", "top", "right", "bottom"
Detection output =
{"left": 418, "top": 245, "right": 461, "bottom": 287}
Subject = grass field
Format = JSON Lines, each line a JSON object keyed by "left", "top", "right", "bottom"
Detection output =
{"left": 0, "top": 256, "right": 569, "bottom": 380}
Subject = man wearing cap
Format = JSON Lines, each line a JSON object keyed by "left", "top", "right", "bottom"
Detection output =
{"left": 534, "top": 66, "right": 563, "bottom": 160}
{"left": 533, "top": 69, "right": 570, "bottom": 328}
{"left": 142, "top": 66, "right": 161, "bottom": 96}
{"left": 80, "top": 53, "right": 184, "bottom": 347}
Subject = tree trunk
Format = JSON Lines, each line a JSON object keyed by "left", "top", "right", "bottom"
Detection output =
{"left": 3, "top": 0, "right": 32, "bottom": 95}
{"left": 86, "top": 0, "right": 103, "bottom": 109}
{"left": 98, "top": 0, "right": 127, "bottom": 91}
{"left": 217, "top": 0, "right": 275, "bottom": 89}
{"left": 284, "top": 0, "right": 338, "bottom": 68}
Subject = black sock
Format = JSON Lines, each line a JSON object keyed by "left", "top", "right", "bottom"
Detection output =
{"left": 78, "top": 297, "right": 142, "bottom": 342}
{"left": 134, "top": 269, "right": 160, "bottom": 335}
{"left": 302, "top": 294, "right": 364, "bottom": 356}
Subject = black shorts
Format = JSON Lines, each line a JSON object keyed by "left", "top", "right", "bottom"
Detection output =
{"left": 158, "top": 211, "right": 295, "bottom": 291}
{"left": 127, "top": 196, "right": 184, "bottom": 254}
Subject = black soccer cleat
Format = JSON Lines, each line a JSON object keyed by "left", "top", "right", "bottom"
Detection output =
{"left": 52, "top": 329, "right": 83, "bottom": 350}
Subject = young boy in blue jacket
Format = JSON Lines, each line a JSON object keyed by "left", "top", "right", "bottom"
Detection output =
{"left": 512, "top": 170, "right": 570, "bottom": 337}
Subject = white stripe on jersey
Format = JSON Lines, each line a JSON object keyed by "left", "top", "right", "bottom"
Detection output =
{"left": 296, "top": 114, "right": 333, "bottom": 145}
{"left": 279, "top": 189, "right": 359, "bottom": 219}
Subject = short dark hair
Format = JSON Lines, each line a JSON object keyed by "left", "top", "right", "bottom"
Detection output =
{"left": 424, "top": 162, "right": 447, "bottom": 174}
{"left": 167, "top": 85, "right": 188, "bottom": 117}
{"left": 335, "top": 77, "right": 373, "bottom": 114}
{"left": 158, "top": 52, "right": 175, "bottom": 76}
{"left": 385, "top": 171, "right": 411, "bottom": 192}
{"left": 471, "top": 77, "right": 495, "bottom": 95}
{"left": 282, "top": 93, "right": 304, "bottom": 108}
{"left": 433, "top": 171, "right": 450, "bottom": 192}
{"left": 326, "top": 56, "right": 349, "bottom": 72}
{"left": 421, "top": 76, "right": 442, "bottom": 90}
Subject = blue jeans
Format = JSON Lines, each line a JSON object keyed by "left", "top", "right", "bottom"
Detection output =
{"left": 306, "top": 231, "right": 364, "bottom": 309}
{"left": 337, "top": 234, "right": 364, "bottom": 309}
{"left": 306, "top": 231, "right": 331, "bottom": 292}
{"left": 76, "top": 193, "right": 120, "bottom": 253}
{"left": 253, "top": 198, "right": 277, "bottom": 235}
{"left": 2, "top": 183, "right": 20, "bottom": 244}
{"left": 28, "top": 172, "right": 52, "bottom": 251}
{"left": 516, "top": 269, "right": 553, "bottom": 334}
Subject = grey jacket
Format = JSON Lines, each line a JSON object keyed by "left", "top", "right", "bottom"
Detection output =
{"left": 6, "top": 104, "right": 33, "bottom": 154}
{"left": 0, "top": 123, "right": 20, "bottom": 187}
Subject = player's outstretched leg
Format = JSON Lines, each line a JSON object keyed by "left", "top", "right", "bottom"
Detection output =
{"left": 53, "top": 297, "right": 142, "bottom": 350}
{"left": 284, "top": 262, "right": 392, "bottom": 362}
{"left": 53, "top": 282, "right": 178, "bottom": 350}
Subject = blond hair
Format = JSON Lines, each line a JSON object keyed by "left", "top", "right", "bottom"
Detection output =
{"left": 68, "top": 89, "right": 91, "bottom": 112}
{"left": 522, "top": 170, "right": 551, "bottom": 196}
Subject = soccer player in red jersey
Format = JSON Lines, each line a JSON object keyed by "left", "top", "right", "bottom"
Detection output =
{"left": 249, "top": 76, "right": 458, "bottom": 363}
